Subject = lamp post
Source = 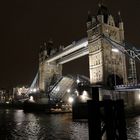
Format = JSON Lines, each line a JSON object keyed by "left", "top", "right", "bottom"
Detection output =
{"left": 112, "top": 48, "right": 119, "bottom": 87}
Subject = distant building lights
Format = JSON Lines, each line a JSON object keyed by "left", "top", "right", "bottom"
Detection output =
{"left": 18, "top": 91, "right": 21, "bottom": 96}
{"left": 17, "top": 86, "right": 29, "bottom": 95}
{"left": 33, "top": 88, "right": 37, "bottom": 93}
{"left": 83, "top": 90, "right": 88, "bottom": 96}
{"left": 81, "top": 90, "right": 89, "bottom": 102}
{"left": 112, "top": 48, "right": 119, "bottom": 53}
{"left": 76, "top": 79, "right": 80, "bottom": 84}
{"left": 75, "top": 90, "right": 79, "bottom": 96}
{"left": 29, "top": 96, "right": 34, "bottom": 102}
{"left": 68, "top": 97, "right": 74, "bottom": 104}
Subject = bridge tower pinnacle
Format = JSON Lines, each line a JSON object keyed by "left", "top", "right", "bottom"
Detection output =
{"left": 87, "top": 4, "right": 127, "bottom": 88}
{"left": 39, "top": 40, "right": 62, "bottom": 92}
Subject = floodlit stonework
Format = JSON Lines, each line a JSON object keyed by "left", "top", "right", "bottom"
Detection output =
{"left": 39, "top": 41, "right": 62, "bottom": 92}
{"left": 87, "top": 5, "right": 127, "bottom": 88}
{"left": 39, "top": 61, "right": 62, "bottom": 92}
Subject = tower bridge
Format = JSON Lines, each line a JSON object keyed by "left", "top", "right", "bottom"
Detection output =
{"left": 28, "top": 4, "right": 140, "bottom": 105}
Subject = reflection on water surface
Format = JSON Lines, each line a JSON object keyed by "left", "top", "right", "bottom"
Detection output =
{"left": 0, "top": 109, "right": 139, "bottom": 140}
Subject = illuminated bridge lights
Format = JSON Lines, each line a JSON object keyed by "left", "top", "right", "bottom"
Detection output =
{"left": 68, "top": 97, "right": 74, "bottom": 104}
{"left": 112, "top": 48, "right": 119, "bottom": 53}
{"left": 30, "top": 88, "right": 38, "bottom": 93}
{"left": 67, "top": 89, "right": 71, "bottom": 93}
{"left": 29, "top": 96, "right": 35, "bottom": 102}
{"left": 138, "top": 93, "right": 140, "bottom": 100}
{"left": 80, "top": 90, "right": 90, "bottom": 102}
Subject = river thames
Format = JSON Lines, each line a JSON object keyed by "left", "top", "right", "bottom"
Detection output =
{"left": 0, "top": 109, "right": 139, "bottom": 140}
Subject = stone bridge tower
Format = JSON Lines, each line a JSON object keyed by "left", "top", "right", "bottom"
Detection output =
{"left": 87, "top": 4, "right": 127, "bottom": 88}
{"left": 39, "top": 40, "right": 62, "bottom": 92}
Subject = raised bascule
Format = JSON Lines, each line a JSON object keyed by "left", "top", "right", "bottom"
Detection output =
{"left": 28, "top": 4, "right": 140, "bottom": 108}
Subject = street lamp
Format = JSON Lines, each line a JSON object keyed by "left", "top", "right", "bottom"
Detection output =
{"left": 33, "top": 88, "right": 37, "bottom": 92}
{"left": 138, "top": 93, "right": 140, "bottom": 100}
{"left": 68, "top": 97, "right": 74, "bottom": 104}
{"left": 81, "top": 90, "right": 88, "bottom": 102}
{"left": 112, "top": 48, "right": 119, "bottom": 53}
{"left": 112, "top": 47, "right": 119, "bottom": 86}
{"left": 67, "top": 89, "right": 71, "bottom": 93}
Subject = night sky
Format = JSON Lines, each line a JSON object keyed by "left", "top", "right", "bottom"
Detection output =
{"left": 0, "top": 0, "right": 140, "bottom": 89}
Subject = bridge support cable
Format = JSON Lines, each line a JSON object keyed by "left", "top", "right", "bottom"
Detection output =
{"left": 30, "top": 72, "right": 39, "bottom": 89}
{"left": 26, "top": 72, "right": 39, "bottom": 94}
{"left": 48, "top": 76, "right": 63, "bottom": 93}
{"left": 49, "top": 76, "right": 75, "bottom": 103}
{"left": 102, "top": 34, "right": 140, "bottom": 85}
{"left": 103, "top": 35, "right": 139, "bottom": 62}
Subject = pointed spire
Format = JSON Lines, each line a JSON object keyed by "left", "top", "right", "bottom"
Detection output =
{"left": 98, "top": 2, "right": 101, "bottom": 8}
{"left": 44, "top": 42, "right": 47, "bottom": 46}
{"left": 98, "top": 0, "right": 104, "bottom": 7}
{"left": 97, "top": 1, "right": 109, "bottom": 15}
{"left": 97, "top": 2, "right": 109, "bottom": 23}
{"left": 87, "top": 11, "right": 92, "bottom": 22}
{"left": 48, "top": 38, "right": 53, "bottom": 45}
{"left": 118, "top": 11, "right": 122, "bottom": 22}
{"left": 98, "top": 0, "right": 105, "bottom": 8}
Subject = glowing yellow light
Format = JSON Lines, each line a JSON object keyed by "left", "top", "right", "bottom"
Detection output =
{"left": 68, "top": 97, "right": 74, "bottom": 104}
{"left": 29, "top": 96, "right": 34, "bottom": 102}
{"left": 81, "top": 90, "right": 89, "bottom": 102}
{"left": 81, "top": 95, "right": 86, "bottom": 101}
{"left": 33, "top": 88, "right": 37, "bottom": 92}
{"left": 138, "top": 94, "right": 140, "bottom": 100}
{"left": 76, "top": 79, "right": 80, "bottom": 84}
{"left": 112, "top": 48, "right": 119, "bottom": 53}
{"left": 55, "top": 87, "right": 60, "bottom": 92}
{"left": 67, "top": 89, "right": 71, "bottom": 93}
{"left": 83, "top": 90, "right": 88, "bottom": 96}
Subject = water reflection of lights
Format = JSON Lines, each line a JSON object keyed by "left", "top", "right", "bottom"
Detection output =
{"left": 14, "top": 110, "right": 25, "bottom": 123}
{"left": 25, "top": 113, "right": 41, "bottom": 140}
